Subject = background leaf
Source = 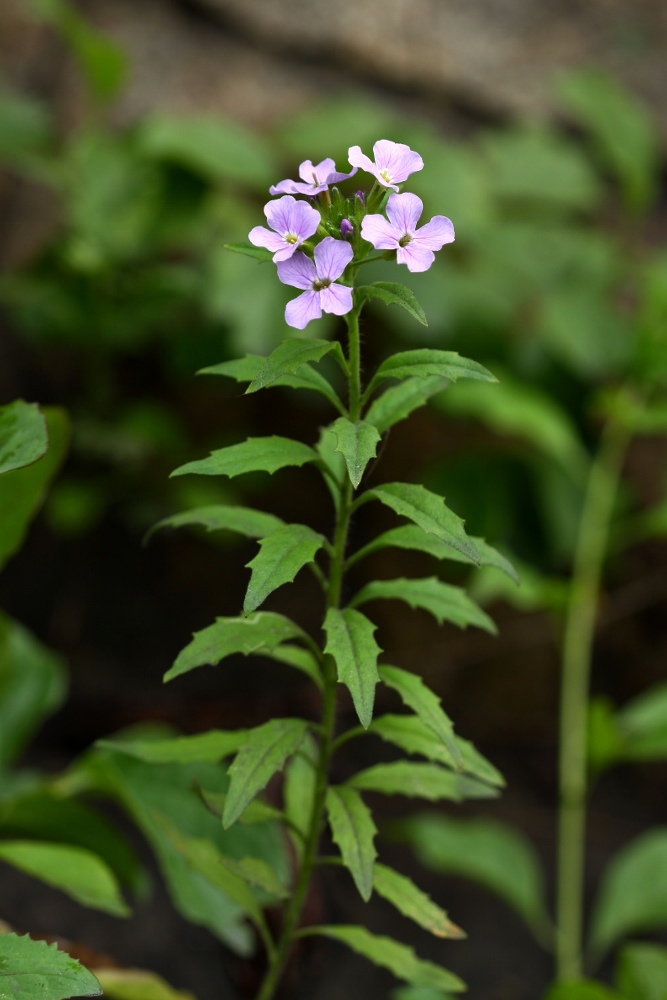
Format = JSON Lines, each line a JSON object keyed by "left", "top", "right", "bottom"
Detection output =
{"left": 0, "top": 401, "right": 48, "bottom": 475}
{"left": 326, "top": 786, "right": 377, "bottom": 901}
{"left": 323, "top": 608, "right": 381, "bottom": 729}
{"left": 223, "top": 719, "right": 307, "bottom": 828}
{"left": 0, "top": 933, "right": 101, "bottom": 1000}
{"left": 93, "top": 967, "right": 195, "bottom": 1000}
{"left": 616, "top": 942, "right": 667, "bottom": 1000}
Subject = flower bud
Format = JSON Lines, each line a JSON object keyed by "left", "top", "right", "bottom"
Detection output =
{"left": 340, "top": 219, "right": 353, "bottom": 239}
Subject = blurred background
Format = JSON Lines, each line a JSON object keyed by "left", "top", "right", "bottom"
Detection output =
{"left": 1, "top": 2, "right": 666, "bottom": 998}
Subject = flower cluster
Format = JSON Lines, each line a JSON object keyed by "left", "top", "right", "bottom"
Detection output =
{"left": 248, "top": 139, "right": 455, "bottom": 329}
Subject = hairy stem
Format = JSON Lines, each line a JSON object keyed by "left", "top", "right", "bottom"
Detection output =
{"left": 555, "top": 414, "right": 628, "bottom": 982}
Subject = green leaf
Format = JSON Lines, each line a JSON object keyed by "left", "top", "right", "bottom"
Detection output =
{"left": 223, "top": 719, "right": 308, "bottom": 829}
{"left": 369, "top": 350, "right": 496, "bottom": 394}
{"left": 200, "top": 354, "right": 344, "bottom": 412}
{"left": 0, "top": 87, "right": 52, "bottom": 166}
{"left": 544, "top": 983, "right": 625, "bottom": 1000}
{"left": 365, "top": 377, "right": 450, "bottom": 434}
{"left": 392, "top": 988, "right": 457, "bottom": 1000}
{"left": 0, "top": 933, "right": 102, "bottom": 1000}
{"left": 268, "top": 644, "right": 323, "bottom": 690}
{"left": 373, "top": 863, "right": 464, "bottom": 939}
{"left": 348, "top": 762, "right": 494, "bottom": 801}
{"left": 93, "top": 968, "right": 195, "bottom": 1000}
{"left": 246, "top": 338, "right": 344, "bottom": 394}
{"left": 357, "top": 283, "right": 428, "bottom": 326}
{"left": 309, "top": 925, "right": 464, "bottom": 993}
{"left": 378, "top": 664, "right": 460, "bottom": 767}
{"left": 323, "top": 608, "right": 381, "bottom": 729}
{"left": 589, "top": 828, "right": 667, "bottom": 956}
{"left": 96, "top": 730, "right": 247, "bottom": 764}
{"left": 170, "top": 436, "right": 318, "bottom": 479}
{"left": 244, "top": 523, "right": 325, "bottom": 613}
{"left": 350, "top": 524, "right": 518, "bottom": 583}
{"left": 330, "top": 418, "right": 381, "bottom": 489}
{"left": 325, "top": 786, "right": 377, "bottom": 902}
{"left": 616, "top": 942, "right": 667, "bottom": 1000}
{"left": 166, "top": 612, "right": 307, "bottom": 681}
{"left": 0, "top": 401, "right": 48, "bottom": 475}
{"left": 0, "top": 407, "right": 70, "bottom": 572}
{"left": 196, "top": 788, "right": 282, "bottom": 827}
{"left": 399, "top": 814, "right": 549, "bottom": 935}
{"left": 146, "top": 505, "right": 284, "bottom": 544}
{"left": 351, "top": 577, "right": 496, "bottom": 633}
{"left": 0, "top": 613, "right": 67, "bottom": 766}
{"left": 315, "top": 426, "right": 346, "bottom": 512}
{"left": 0, "top": 840, "right": 129, "bottom": 916}
{"left": 223, "top": 242, "right": 274, "bottom": 263}
{"left": 283, "top": 736, "right": 317, "bottom": 858}
{"left": 218, "top": 853, "right": 288, "bottom": 899}
{"left": 616, "top": 682, "right": 667, "bottom": 761}
{"left": 360, "top": 483, "right": 481, "bottom": 564}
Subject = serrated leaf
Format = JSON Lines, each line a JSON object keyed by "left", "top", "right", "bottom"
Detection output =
{"left": 96, "top": 730, "right": 247, "bottom": 764}
{"left": 365, "top": 376, "right": 450, "bottom": 434}
{"left": 589, "top": 828, "right": 667, "bottom": 957}
{"left": 369, "top": 350, "right": 496, "bottom": 394}
{"left": 309, "top": 925, "right": 465, "bottom": 993}
{"left": 200, "top": 355, "right": 343, "bottom": 411}
{"left": 217, "top": 854, "right": 288, "bottom": 899}
{"left": 223, "top": 718, "right": 308, "bottom": 829}
{"left": 170, "top": 436, "right": 317, "bottom": 479}
{"left": 616, "top": 942, "right": 667, "bottom": 1000}
{"left": 399, "top": 813, "right": 549, "bottom": 935}
{"left": 330, "top": 418, "right": 381, "bottom": 489}
{"left": 166, "top": 612, "right": 307, "bottom": 681}
{"left": 350, "top": 524, "right": 518, "bottom": 583}
{"left": 378, "top": 665, "right": 461, "bottom": 768}
{"left": 348, "top": 762, "right": 494, "bottom": 801}
{"left": 0, "top": 933, "right": 102, "bottom": 1000}
{"left": 246, "top": 338, "right": 344, "bottom": 394}
{"left": 325, "top": 786, "right": 377, "bottom": 902}
{"left": 146, "top": 505, "right": 284, "bottom": 544}
{"left": 373, "top": 863, "right": 464, "bottom": 939}
{"left": 268, "top": 644, "right": 323, "bottom": 690}
{"left": 360, "top": 483, "right": 481, "bottom": 564}
{"left": 351, "top": 577, "right": 496, "bottom": 633}
{"left": 93, "top": 967, "right": 195, "bottom": 1000}
{"left": 223, "top": 242, "right": 274, "bottom": 262}
{"left": 323, "top": 608, "right": 381, "bottom": 729}
{"left": 283, "top": 732, "right": 318, "bottom": 859}
{"left": 0, "top": 840, "right": 129, "bottom": 916}
{"left": 0, "top": 401, "right": 48, "bottom": 475}
{"left": 357, "top": 283, "right": 428, "bottom": 326}
{"left": 244, "top": 523, "right": 325, "bottom": 614}
{"left": 456, "top": 738, "right": 506, "bottom": 788}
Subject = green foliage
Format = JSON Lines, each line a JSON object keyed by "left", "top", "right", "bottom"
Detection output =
{"left": 96, "top": 730, "right": 247, "bottom": 765}
{"left": 377, "top": 665, "right": 461, "bottom": 767}
{"left": 348, "top": 762, "right": 494, "bottom": 801}
{"left": 356, "top": 283, "right": 428, "bottom": 326}
{"left": 243, "top": 523, "right": 325, "bottom": 613}
{"left": 0, "top": 933, "right": 102, "bottom": 1000}
{"left": 170, "top": 436, "right": 318, "bottom": 480}
{"left": 367, "top": 350, "right": 496, "bottom": 394}
{"left": 201, "top": 353, "right": 344, "bottom": 411}
{"left": 616, "top": 942, "right": 667, "bottom": 1000}
{"left": 351, "top": 577, "right": 496, "bottom": 632}
{"left": 373, "top": 862, "right": 464, "bottom": 939}
{"left": 244, "top": 338, "right": 346, "bottom": 394}
{"left": 543, "top": 982, "right": 625, "bottom": 1000}
{"left": 0, "top": 401, "right": 48, "bottom": 475}
{"left": 323, "top": 608, "right": 381, "bottom": 729}
{"left": 330, "top": 418, "right": 381, "bottom": 488}
{"left": 325, "top": 786, "right": 377, "bottom": 901}
{"left": 146, "top": 505, "right": 284, "bottom": 543}
{"left": 93, "top": 968, "right": 195, "bottom": 1000}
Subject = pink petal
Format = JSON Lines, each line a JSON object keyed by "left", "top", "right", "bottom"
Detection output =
{"left": 360, "top": 214, "right": 399, "bottom": 250}
{"left": 326, "top": 165, "right": 358, "bottom": 184}
{"left": 285, "top": 290, "right": 321, "bottom": 330}
{"left": 264, "top": 196, "right": 295, "bottom": 235}
{"left": 268, "top": 179, "right": 300, "bottom": 196}
{"left": 277, "top": 252, "right": 317, "bottom": 290}
{"left": 314, "top": 237, "right": 353, "bottom": 282}
{"left": 386, "top": 193, "right": 423, "bottom": 234}
{"left": 348, "top": 146, "right": 377, "bottom": 175}
{"left": 413, "top": 215, "right": 455, "bottom": 251}
{"left": 397, "top": 243, "right": 435, "bottom": 273}
{"left": 248, "top": 226, "right": 288, "bottom": 254}
{"left": 373, "top": 140, "right": 424, "bottom": 184}
{"left": 320, "top": 283, "right": 353, "bottom": 317}
{"left": 299, "top": 158, "right": 335, "bottom": 184}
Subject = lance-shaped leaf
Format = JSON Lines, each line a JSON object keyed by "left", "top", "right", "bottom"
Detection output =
{"left": 330, "top": 418, "right": 381, "bottom": 489}
{"left": 0, "top": 400, "right": 48, "bottom": 475}
{"left": 323, "top": 608, "right": 381, "bottom": 729}
{"left": 284, "top": 732, "right": 318, "bottom": 859}
{"left": 326, "top": 786, "right": 377, "bottom": 902}
{"left": 0, "top": 934, "right": 102, "bottom": 1000}
{"left": 223, "top": 241, "right": 274, "bottom": 262}
{"left": 349, "top": 523, "right": 518, "bottom": 583}
{"left": 347, "top": 762, "right": 495, "bottom": 801}
{"left": 244, "top": 523, "right": 325, "bottom": 614}
{"left": 94, "top": 968, "right": 195, "bottom": 1000}
{"left": 269, "top": 644, "right": 323, "bottom": 690}
{"left": 0, "top": 840, "right": 129, "bottom": 916}
{"left": 358, "top": 483, "right": 481, "bottom": 564}
{"left": 616, "top": 942, "right": 667, "bottom": 1000}
{"left": 223, "top": 718, "right": 308, "bottom": 829}
{"left": 315, "top": 426, "right": 346, "bottom": 513}
{"left": 308, "top": 925, "right": 465, "bottom": 993}
{"left": 367, "top": 349, "right": 495, "bottom": 396}
{"left": 96, "top": 730, "right": 247, "bottom": 764}
{"left": 246, "top": 337, "right": 346, "bottom": 394}
{"left": 171, "top": 436, "right": 317, "bottom": 479}
{"left": 200, "top": 355, "right": 343, "bottom": 412}
{"left": 378, "top": 664, "right": 461, "bottom": 768}
{"left": 351, "top": 577, "right": 496, "bottom": 633}
{"left": 146, "top": 505, "right": 284, "bottom": 544}
{"left": 166, "top": 612, "right": 307, "bottom": 681}
{"left": 217, "top": 854, "right": 289, "bottom": 899}
{"left": 356, "top": 282, "right": 428, "bottom": 327}
{"left": 197, "top": 788, "right": 282, "bottom": 826}
{"left": 373, "top": 863, "right": 464, "bottom": 939}
{"left": 365, "top": 376, "right": 449, "bottom": 434}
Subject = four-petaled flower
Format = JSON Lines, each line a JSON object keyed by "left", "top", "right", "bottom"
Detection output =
{"left": 248, "top": 195, "right": 320, "bottom": 262}
{"left": 348, "top": 140, "right": 423, "bottom": 191}
{"left": 270, "top": 158, "right": 357, "bottom": 197}
{"left": 277, "top": 237, "right": 354, "bottom": 329}
{"left": 361, "top": 192, "right": 454, "bottom": 272}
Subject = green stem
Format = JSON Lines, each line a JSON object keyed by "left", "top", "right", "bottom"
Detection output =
{"left": 254, "top": 312, "right": 362, "bottom": 1000}
{"left": 555, "top": 413, "right": 629, "bottom": 982}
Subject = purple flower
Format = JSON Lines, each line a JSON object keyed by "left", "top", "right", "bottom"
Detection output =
{"left": 361, "top": 193, "right": 454, "bottom": 272}
{"left": 348, "top": 140, "right": 423, "bottom": 191}
{"left": 269, "top": 158, "right": 357, "bottom": 197}
{"left": 277, "top": 237, "right": 354, "bottom": 330}
{"left": 248, "top": 195, "right": 320, "bottom": 262}
{"left": 340, "top": 218, "right": 353, "bottom": 239}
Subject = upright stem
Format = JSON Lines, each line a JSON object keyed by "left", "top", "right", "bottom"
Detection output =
{"left": 255, "top": 311, "right": 362, "bottom": 1000}
{"left": 555, "top": 414, "right": 628, "bottom": 982}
